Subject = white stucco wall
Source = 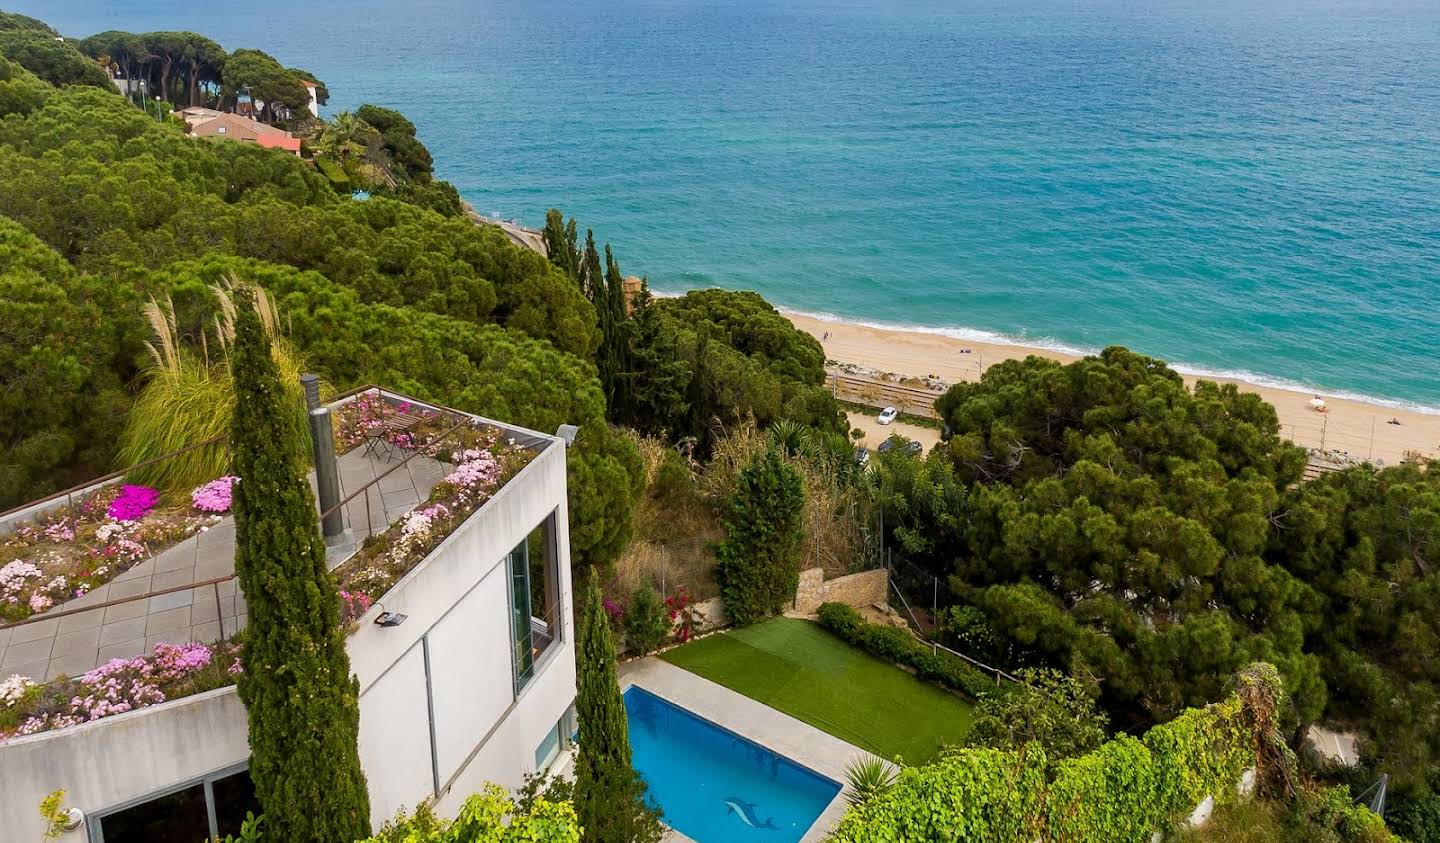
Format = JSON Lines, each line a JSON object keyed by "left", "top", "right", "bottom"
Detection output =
{"left": 0, "top": 687, "right": 250, "bottom": 842}
{"left": 0, "top": 430, "right": 576, "bottom": 841}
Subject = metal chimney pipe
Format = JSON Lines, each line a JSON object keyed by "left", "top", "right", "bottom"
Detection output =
{"left": 300, "top": 373, "right": 322, "bottom": 411}
{"left": 309, "top": 406, "right": 345, "bottom": 540}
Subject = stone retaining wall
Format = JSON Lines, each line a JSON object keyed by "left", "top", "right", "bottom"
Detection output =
{"left": 792, "top": 567, "right": 888, "bottom": 615}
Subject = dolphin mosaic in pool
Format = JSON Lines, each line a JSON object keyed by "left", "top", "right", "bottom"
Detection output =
{"left": 623, "top": 686, "right": 841, "bottom": 842}
{"left": 723, "top": 797, "right": 779, "bottom": 831}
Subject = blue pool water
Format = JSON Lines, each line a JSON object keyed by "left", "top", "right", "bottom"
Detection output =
{"left": 623, "top": 686, "right": 841, "bottom": 843}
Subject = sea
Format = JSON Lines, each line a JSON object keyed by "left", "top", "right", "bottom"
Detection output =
{"left": 20, "top": 0, "right": 1440, "bottom": 411}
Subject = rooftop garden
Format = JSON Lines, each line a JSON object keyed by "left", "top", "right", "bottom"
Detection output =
{"left": 0, "top": 640, "right": 242, "bottom": 737}
{"left": 660, "top": 616, "right": 975, "bottom": 764}
{"left": 0, "top": 479, "right": 235, "bottom": 623}
{"left": 0, "top": 394, "right": 536, "bottom": 742}
{"left": 333, "top": 411, "right": 534, "bottom": 623}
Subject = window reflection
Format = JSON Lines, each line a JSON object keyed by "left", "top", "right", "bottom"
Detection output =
{"left": 99, "top": 783, "right": 209, "bottom": 843}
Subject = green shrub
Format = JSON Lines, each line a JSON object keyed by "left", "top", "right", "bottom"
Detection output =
{"left": 651, "top": 448, "right": 695, "bottom": 503}
{"left": 361, "top": 786, "right": 579, "bottom": 842}
{"left": 831, "top": 670, "right": 1278, "bottom": 842}
{"left": 938, "top": 604, "right": 1012, "bottom": 667}
{"left": 715, "top": 447, "right": 805, "bottom": 626}
{"left": 816, "top": 602, "right": 1001, "bottom": 700}
{"left": 966, "top": 668, "right": 1107, "bottom": 762}
{"left": 624, "top": 586, "right": 671, "bottom": 656}
{"left": 1390, "top": 787, "right": 1440, "bottom": 842}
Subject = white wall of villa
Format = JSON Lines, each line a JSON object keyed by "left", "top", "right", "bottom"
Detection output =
{"left": 0, "top": 421, "right": 576, "bottom": 841}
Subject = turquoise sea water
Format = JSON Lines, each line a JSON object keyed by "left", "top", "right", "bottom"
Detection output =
{"left": 21, "top": 0, "right": 1440, "bottom": 409}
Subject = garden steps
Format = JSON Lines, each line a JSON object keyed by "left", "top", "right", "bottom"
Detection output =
{"left": 0, "top": 448, "right": 448, "bottom": 683}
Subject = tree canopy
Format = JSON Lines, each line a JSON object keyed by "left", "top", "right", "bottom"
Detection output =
{"left": 621, "top": 289, "right": 845, "bottom": 449}
{"left": 0, "top": 58, "right": 635, "bottom": 566}
{"left": 0, "top": 218, "right": 134, "bottom": 505}
{"left": 0, "top": 29, "right": 111, "bottom": 88}
{"left": 878, "top": 346, "right": 1440, "bottom": 790}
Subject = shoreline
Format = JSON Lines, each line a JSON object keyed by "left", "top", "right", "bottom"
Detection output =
{"left": 782, "top": 310, "right": 1440, "bottom": 468}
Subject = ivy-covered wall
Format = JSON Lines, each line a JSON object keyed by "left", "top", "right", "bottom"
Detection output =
{"left": 828, "top": 695, "right": 1254, "bottom": 842}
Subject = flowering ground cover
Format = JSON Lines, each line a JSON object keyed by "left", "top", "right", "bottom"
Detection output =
{"left": 335, "top": 420, "right": 533, "bottom": 622}
{"left": 0, "top": 411, "right": 534, "bottom": 740}
{"left": 0, "top": 639, "right": 243, "bottom": 738}
{"left": 0, "top": 484, "right": 227, "bottom": 623}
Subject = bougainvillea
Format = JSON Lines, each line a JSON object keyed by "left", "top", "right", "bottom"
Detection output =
{"left": 106, "top": 485, "right": 160, "bottom": 521}
{"left": 339, "top": 590, "right": 373, "bottom": 625}
{"left": 666, "top": 586, "right": 702, "bottom": 644}
{"left": 190, "top": 476, "right": 239, "bottom": 513}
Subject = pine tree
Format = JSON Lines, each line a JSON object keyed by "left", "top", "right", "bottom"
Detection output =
{"left": 229, "top": 285, "right": 371, "bottom": 842}
{"left": 715, "top": 446, "right": 806, "bottom": 625}
{"left": 575, "top": 568, "right": 663, "bottom": 843}
{"left": 542, "top": 208, "right": 579, "bottom": 282}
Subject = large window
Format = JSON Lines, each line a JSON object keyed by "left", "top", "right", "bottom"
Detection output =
{"left": 93, "top": 765, "right": 260, "bottom": 842}
{"left": 508, "top": 511, "right": 561, "bottom": 695}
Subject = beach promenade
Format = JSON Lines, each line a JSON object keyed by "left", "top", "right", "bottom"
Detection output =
{"left": 790, "top": 312, "right": 1439, "bottom": 467}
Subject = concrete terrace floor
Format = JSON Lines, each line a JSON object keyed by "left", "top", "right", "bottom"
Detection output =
{"left": 619, "top": 658, "right": 863, "bottom": 843}
{"left": 0, "top": 448, "right": 449, "bottom": 682}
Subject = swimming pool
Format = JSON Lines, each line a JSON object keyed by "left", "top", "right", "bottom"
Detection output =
{"left": 623, "top": 686, "right": 842, "bottom": 843}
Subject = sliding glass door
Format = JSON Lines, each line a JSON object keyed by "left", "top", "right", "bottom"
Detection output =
{"left": 509, "top": 540, "right": 535, "bottom": 692}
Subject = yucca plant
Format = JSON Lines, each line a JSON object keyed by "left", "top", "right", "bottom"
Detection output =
{"left": 843, "top": 754, "right": 897, "bottom": 807}
{"left": 116, "top": 281, "right": 315, "bottom": 496}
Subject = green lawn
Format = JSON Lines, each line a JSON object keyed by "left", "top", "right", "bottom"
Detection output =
{"left": 660, "top": 617, "right": 974, "bottom": 764}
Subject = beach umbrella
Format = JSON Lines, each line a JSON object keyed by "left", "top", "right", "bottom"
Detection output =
{"left": 1309, "top": 397, "right": 1327, "bottom": 411}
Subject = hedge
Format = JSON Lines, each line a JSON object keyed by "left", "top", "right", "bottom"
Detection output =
{"left": 828, "top": 689, "right": 1257, "bottom": 842}
{"left": 816, "top": 602, "right": 1003, "bottom": 701}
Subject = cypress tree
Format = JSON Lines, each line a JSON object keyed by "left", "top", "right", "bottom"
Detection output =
{"left": 575, "top": 568, "right": 663, "bottom": 843}
{"left": 543, "top": 208, "right": 579, "bottom": 282}
{"left": 579, "top": 229, "right": 603, "bottom": 304}
{"left": 229, "top": 285, "right": 371, "bottom": 842}
{"left": 599, "top": 244, "right": 634, "bottom": 417}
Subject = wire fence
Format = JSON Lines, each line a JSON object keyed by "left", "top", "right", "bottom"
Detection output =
{"left": 885, "top": 555, "right": 1019, "bottom": 686}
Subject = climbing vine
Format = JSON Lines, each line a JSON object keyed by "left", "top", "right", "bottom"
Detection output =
{"left": 829, "top": 668, "right": 1263, "bottom": 842}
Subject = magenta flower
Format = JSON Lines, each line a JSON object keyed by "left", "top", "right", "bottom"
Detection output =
{"left": 107, "top": 485, "right": 159, "bottom": 522}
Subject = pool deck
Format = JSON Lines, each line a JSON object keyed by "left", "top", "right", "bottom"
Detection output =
{"left": 619, "top": 657, "right": 865, "bottom": 843}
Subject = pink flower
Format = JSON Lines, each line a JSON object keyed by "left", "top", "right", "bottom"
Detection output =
{"left": 190, "top": 476, "right": 238, "bottom": 513}
{"left": 107, "top": 486, "right": 160, "bottom": 522}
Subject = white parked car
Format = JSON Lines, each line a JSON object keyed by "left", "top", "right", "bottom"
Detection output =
{"left": 877, "top": 406, "right": 898, "bottom": 425}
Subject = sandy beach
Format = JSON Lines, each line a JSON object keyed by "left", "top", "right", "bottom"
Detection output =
{"left": 787, "top": 312, "right": 1440, "bottom": 468}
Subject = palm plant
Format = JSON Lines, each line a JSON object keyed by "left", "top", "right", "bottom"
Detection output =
{"left": 843, "top": 754, "right": 897, "bottom": 806}
{"left": 315, "top": 112, "right": 394, "bottom": 188}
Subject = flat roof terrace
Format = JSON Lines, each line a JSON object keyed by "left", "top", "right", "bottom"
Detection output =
{"left": 0, "top": 387, "right": 551, "bottom": 687}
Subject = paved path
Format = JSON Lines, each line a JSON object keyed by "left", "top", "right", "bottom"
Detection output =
{"left": 0, "top": 448, "right": 448, "bottom": 682}
{"left": 619, "top": 657, "right": 865, "bottom": 843}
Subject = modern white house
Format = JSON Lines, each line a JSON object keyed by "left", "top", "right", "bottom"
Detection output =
{"left": 0, "top": 390, "right": 578, "bottom": 842}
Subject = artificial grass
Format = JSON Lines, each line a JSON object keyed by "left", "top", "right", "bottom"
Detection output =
{"left": 660, "top": 617, "right": 974, "bottom": 764}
